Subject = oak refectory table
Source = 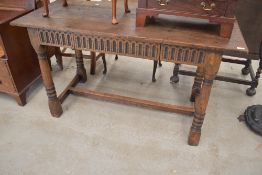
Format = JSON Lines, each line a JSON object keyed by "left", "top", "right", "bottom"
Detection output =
{"left": 11, "top": 0, "right": 247, "bottom": 146}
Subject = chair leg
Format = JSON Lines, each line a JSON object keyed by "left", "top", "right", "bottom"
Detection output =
{"left": 48, "top": 57, "right": 52, "bottom": 71}
{"left": 63, "top": 0, "right": 68, "bottom": 6}
{"left": 170, "top": 64, "right": 180, "bottom": 83}
{"left": 246, "top": 42, "right": 262, "bottom": 96}
{"left": 190, "top": 66, "right": 204, "bottom": 102}
{"left": 158, "top": 59, "right": 162, "bottom": 67}
{"left": 124, "top": 0, "right": 131, "bottom": 13}
{"left": 102, "top": 54, "right": 107, "bottom": 74}
{"left": 112, "top": 0, "right": 118, "bottom": 24}
{"left": 152, "top": 60, "right": 158, "bottom": 82}
{"left": 90, "top": 52, "right": 96, "bottom": 75}
{"left": 54, "top": 47, "right": 63, "bottom": 70}
{"left": 241, "top": 59, "right": 251, "bottom": 75}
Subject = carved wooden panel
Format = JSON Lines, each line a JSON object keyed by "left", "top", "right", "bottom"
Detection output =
{"left": 37, "top": 29, "right": 161, "bottom": 60}
{"left": 160, "top": 44, "right": 206, "bottom": 65}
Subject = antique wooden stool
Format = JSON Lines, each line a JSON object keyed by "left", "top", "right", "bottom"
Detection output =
{"left": 42, "top": 0, "right": 130, "bottom": 24}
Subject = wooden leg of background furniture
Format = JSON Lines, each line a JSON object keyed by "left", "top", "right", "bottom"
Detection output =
{"left": 55, "top": 47, "right": 63, "bottom": 70}
{"left": 37, "top": 46, "right": 63, "bottom": 117}
{"left": 170, "top": 64, "right": 180, "bottom": 83}
{"left": 75, "top": 50, "right": 87, "bottom": 83}
{"left": 190, "top": 65, "right": 204, "bottom": 102}
{"left": 42, "top": 0, "right": 49, "bottom": 17}
{"left": 188, "top": 53, "right": 221, "bottom": 146}
{"left": 219, "top": 22, "right": 234, "bottom": 38}
{"left": 102, "top": 53, "right": 107, "bottom": 74}
{"left": 112, "top": 0, "right": 118, "bottom": 24}
{"left": 13, "top": 91, "right": 27, "bottom": 106}
{"left": 63, "top": 0, "right": 68, "bottom": 7}
{"left": 152, "top": 60, "right": 158, "bottom": 82}
{"left": 90, "top": 51, "right": 96, "bottom": 75}
{"left": 246, "top": 42, "right": 262, "bottom": 96}
{"left": 124, "top": 0, "right": 130, "bottom": 13}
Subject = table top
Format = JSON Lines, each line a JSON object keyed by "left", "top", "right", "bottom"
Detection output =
{"left": 11, "top": 0, "right": 248, "bottom": 54}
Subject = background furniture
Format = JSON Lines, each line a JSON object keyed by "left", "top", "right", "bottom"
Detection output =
{"left": 170, "top": 0, "right": 262, "bottom": 96}
{"left": 136, "top": 0, "right": 238, "bottom": 38}
{"left": 0, "top": 0, "right": 41, "bottom": 105}
{"left": 41, "top": 0, "right": 130, "bottom": 24}
{"left": 60, "top": 48, "right": 107, "bottom": 75}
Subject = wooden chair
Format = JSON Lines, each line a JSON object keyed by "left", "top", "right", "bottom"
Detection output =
{"left": 42, "top": 0, "right": 130, "bottom": 24}
{"left": 60, "top": 48, "right": 107, "bottom": 75}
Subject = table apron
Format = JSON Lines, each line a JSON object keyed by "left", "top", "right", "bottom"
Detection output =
{"left": 29, "top": 28, "right": 206, "bottom": 66}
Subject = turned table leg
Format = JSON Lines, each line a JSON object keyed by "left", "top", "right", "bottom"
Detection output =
{"left": 37, "top": 45, "right": 63, "bottom": 117}
{"left": 188, "top": 53, "right": 221, "bottom": 146}
{"left": 190, "top": 65, "right": 204, "bottom": 102}
{"left": 75, "top": 50, "right": 87, "bottom": 83}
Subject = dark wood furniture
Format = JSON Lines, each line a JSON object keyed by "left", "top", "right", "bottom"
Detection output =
{"left": 169, "top": 0, "right": 262, "bottom": 96}
{"left": 41, "top": 0, "right": 130, "bottom": 24}
{"left": 0, "top": 0, "right": 42, "bottom": 105}
{"left": 136, "top": 0, "right": 238, "bottom": 38}
{"left": 12, "top": 0, "right": 247, "bottom": 145}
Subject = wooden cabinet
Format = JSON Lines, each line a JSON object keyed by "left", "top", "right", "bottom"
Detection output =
{"left": 136, "top": 0, "right": 238, "bottom": 38}
{"left": 0, "top": 0, "right": 41, "bottom": 105}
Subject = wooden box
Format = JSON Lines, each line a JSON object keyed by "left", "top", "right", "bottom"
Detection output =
{"left": 136, "top": 0, "right": 238, "bottom": 38}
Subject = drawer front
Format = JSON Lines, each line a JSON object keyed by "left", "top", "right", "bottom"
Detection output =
{"left": 0, "top": 36, "right": 5, "bottom": 59}
{"left": 147, "top": 0, "right": 227, "bottom": 16}
{"left": 0, "top": 60, "right": 15, "bottom": 93}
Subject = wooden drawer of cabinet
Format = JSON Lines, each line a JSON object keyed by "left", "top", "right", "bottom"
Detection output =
{"left": 0, "top": 60, "right": 15, "bottom": 93}
{"left": 147, "top": 0, "right": 227, "bottom": 16}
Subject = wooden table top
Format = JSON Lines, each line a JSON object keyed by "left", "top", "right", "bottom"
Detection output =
{"left": 11, "top": 0, "right": 248, "bottom": 54}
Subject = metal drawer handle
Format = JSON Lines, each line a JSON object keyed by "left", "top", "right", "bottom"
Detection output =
{"left": 157, "top": 0, "right": 170, "bottom": 6}
{"left": 201, "top": 2, "right": 216, "bottom": 11}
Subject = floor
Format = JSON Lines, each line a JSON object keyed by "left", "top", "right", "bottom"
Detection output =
{"left": 0, "top": 51, "right": 261, "bottom": 175}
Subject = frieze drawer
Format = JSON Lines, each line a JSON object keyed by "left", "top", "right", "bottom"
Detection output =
{"left": 160, "top": 44, "right": 206, "bottom": 65}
